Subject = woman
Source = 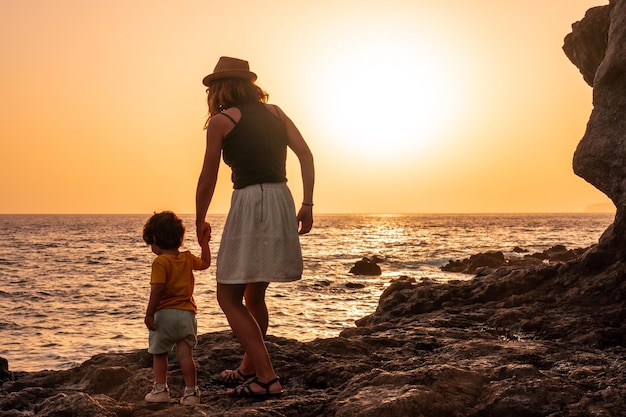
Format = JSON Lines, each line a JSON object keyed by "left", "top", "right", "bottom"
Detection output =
{"left": 195, "top": 56, "right": 314, "bottom": 397}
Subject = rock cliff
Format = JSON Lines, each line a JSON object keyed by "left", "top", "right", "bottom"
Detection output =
{"left": 2, "top": 3, "right": 626, "bottom": 416}
{"left": 564, "top": 0, "right": 626, "bottom": 258}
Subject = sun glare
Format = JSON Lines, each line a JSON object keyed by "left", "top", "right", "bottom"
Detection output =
{"left": 306, "top": 28, "right": 467, "bottom": 159}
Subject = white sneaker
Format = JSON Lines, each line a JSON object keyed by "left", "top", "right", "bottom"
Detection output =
{"left": 145, "top": 384, "right": 170, "bottom": 403}
{"left": 180, "top": 386, "right": 201, "bottom": 406}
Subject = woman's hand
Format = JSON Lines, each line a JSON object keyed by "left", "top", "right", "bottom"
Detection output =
{"left": 297, "top": 205, "right": 313, "bottom": 234}
{"left": 196, "top": 221, "right": 211, "bottom": 245}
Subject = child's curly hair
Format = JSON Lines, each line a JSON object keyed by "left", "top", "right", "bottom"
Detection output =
{"left": 142, "top": 211, "right": 185, "bottom": 250}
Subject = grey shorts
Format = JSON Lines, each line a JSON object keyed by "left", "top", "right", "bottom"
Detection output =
{"left": 148, "top": 309, "right": 197, "bottom": 354}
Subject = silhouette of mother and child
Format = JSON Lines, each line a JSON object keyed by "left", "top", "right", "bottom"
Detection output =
{"left": 141, "top": 56, "right": 315, "bottom": 406}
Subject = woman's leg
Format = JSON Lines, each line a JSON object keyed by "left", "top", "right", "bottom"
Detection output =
{"left": 233, "top": 282, "right": 270, "bottom": 375}
{"left": 217, "top": 282, "right": 281, "bottom": 391}
{"left": 244, "top": 282, "right": 269, "bottom": 336}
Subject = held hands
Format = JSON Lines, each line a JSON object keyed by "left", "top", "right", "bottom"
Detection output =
{"left": 297, "top": 205, "right": 313, "bottom": 235}
{"left": 196, "top": 221, "right": 212, "bottom": 246}
{"left": 196, "top": 220, "right": 212, "bottom": 269}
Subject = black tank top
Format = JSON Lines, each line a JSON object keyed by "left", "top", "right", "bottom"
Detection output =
{"left": 221, "top": 102, "right": 288, "bottom": 189}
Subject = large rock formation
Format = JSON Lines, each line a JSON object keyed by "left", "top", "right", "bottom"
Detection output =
{"left": 564, "top": 1, "right": 626, "bottom": 258}
{"left": 563, "top": 5, "right": 610, "bottom": 86}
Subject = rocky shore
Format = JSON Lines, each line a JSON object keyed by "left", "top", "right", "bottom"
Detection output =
{"left": 2, "top": 243, "right": 626, "bottom": 417}
{"left": 440, "top": 244, "right": 588, "bottom": 275}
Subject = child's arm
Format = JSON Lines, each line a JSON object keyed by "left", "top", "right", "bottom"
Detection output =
{"left": 197, "top": 224, "right": 211, "bottom": 270}
{"left": 144, "top": 283, "right": 166, "bottom": 330}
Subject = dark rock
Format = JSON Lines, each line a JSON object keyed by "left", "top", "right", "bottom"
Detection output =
{"left": 563, "top": 5, "right": 611, "bottom": 87}
{"left": 441, "top": 251, "right": 506, "bottom": 274}
{"left": 524, "top": 245, "right": 587, "bottom": 263}
{"left": 442, "top": 246, "right": 589, "bottom": 275}
{"left": 475, "top": 266, "right": 494, "bottom": 276}
{"left": 35, "top": 392, "right": 118, "bottom": 417}
{"left": 370, "top": 255, "right": 385, "bottom": 264}
{"left": 564, "top": 0, "right": 626, "bottom": 260}
{"left": 0, "top": 357, "right": 12, "bottom": 383}
{"left": 580, "top": 247, "right": 614, "bottom": 272}
{"left": 349, "top": 257, "right": 382, "bottom": 276}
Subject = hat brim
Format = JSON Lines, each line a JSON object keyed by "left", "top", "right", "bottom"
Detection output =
{"left": 202, "top": 70, "right": 257, "bottom": 86}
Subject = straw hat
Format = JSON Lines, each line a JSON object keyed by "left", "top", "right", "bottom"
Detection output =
{"left": 202, "top": 56, "right": 257, "bottom": 86}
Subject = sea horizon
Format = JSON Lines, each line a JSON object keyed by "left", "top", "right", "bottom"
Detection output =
{"left": 0, "top": 210, "right": 616, "bottom": 215}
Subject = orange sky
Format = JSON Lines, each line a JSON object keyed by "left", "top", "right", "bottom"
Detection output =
{"left": 0, "top": 0, "right": 613, "bottom": 214}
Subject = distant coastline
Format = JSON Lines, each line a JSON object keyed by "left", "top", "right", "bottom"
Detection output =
{"left": 584, "top": 202, "right": 616, "bottom": 213}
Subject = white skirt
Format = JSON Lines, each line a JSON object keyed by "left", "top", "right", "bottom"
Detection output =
{"left": 216, "top": 182, "right": 303, "bottom": 284}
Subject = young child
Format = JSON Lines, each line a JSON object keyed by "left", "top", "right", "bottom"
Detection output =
{"left": 142, "top": 211, "right": 211, "bottom": 405}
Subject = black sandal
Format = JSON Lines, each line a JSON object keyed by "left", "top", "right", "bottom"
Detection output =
{"left": 230, "top": 376, "right": 283, "bottom": 398}
{"left": 222, "top": 368, "right": 256, "bottom": 387}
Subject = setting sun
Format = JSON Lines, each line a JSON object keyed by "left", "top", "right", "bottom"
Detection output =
{"left": 304, "top": 22, "right": 468, "bottom": 158}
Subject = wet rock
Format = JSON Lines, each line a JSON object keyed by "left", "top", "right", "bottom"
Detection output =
{"left": 349, "top": 257, "right": 382, "bottom": 276}
{"left": 441, "top": 251, "right": 506, "bottom": 274}
{"left": 369, "top": 255, "right": 386, "bottom": 264}
{"left": 344, "top": 282, "right": 366, "bottom": 289}
{"left": 524, "top": 245, "right": 587, "bottom": 263}
{"left": 441, "top": 246, "right": 589, "bottom": 275}
{"left": 314, "top": 280, "right": 331, "bottom": 288}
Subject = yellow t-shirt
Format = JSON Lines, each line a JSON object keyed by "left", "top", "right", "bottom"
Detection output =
{"left": 150, "top": 251, "right": 204, "bottom": 313}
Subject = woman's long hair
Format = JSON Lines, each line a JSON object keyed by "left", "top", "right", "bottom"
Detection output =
{"left": 204, "top": 78, "right": 268, "bottom": 128}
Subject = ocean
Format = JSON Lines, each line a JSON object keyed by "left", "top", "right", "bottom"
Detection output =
{"left": 0, "top": 213, "right": 614, "bottom": 372}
